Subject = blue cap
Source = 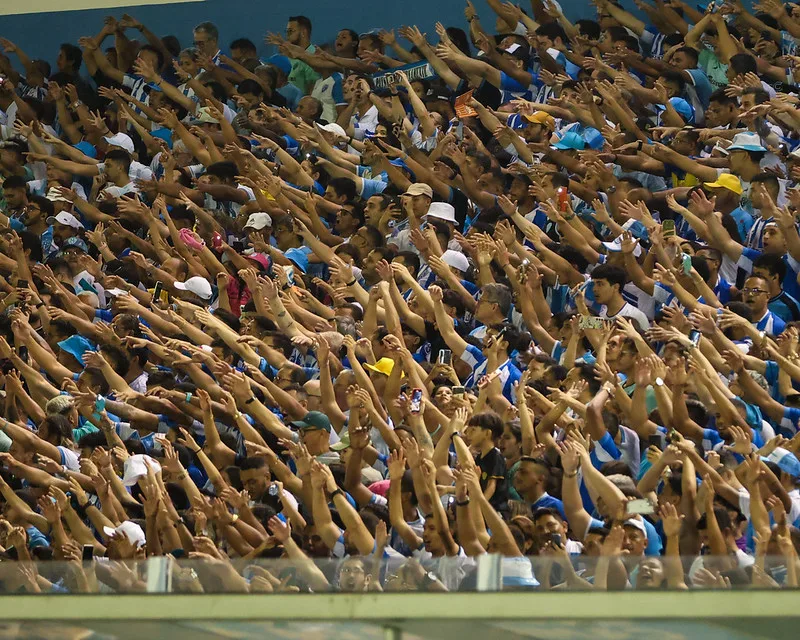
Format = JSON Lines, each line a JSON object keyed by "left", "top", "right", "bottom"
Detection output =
{"left": 267, "top": 55, "right": 292, "bottom": 77}
{"left": 284, "top": 247, "right": 309, "bottom": 273}
{"left": 151, "top": 128, "right": 173, "bottom": 149}
{"left": 74, "top": 141, "right": 97, "bottom": 159}
{"left": 506, "top": 113, "right": 526, "bottom": 130}
{"left": 582, "top": 126, "right": 605, "bottom": 150}
{"left": 655, "top": 97, "right": 695, "bottom": 124}
{"left": 57, "top": 335, "right": 96, "bottom": 366}
{"left": 59, "top": 237, "right": 89, "bottom": 253}
{"left": 762, "top": 448, "right": 800, "bottom": 478}
{"left": 552, "top": 131, "right": 585, "bottom": 150}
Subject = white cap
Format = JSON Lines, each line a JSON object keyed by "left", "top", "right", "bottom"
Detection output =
{"left": 244, "top": 212, "right": 273, "bottom": 230}
{"left": 104, "top": 132, "right": 135, "bottom": 154}
{"left": 320, "top": 123, "right": 347, "bottom": 138}
{"left": 121, "top": 454, "right": 161, "bottom": 487}
{"left": 174, "top": 276, "right": 212, "bottom": 300}
{"left": 425, "top": 202, "right": 457, "bottom": 223}
{"left": 105, "top": 288, "right": 129, "bottom": 297}
{"left": 441, "top": 249, "right": 469, "bottom": 273}
{"left": 103, "top": 520, "right": 146, "bottom": 548}
{"left": 46, "top": 211, "right": 84, "bottom": 229}
{"left": 623, "top": 518, "right": 648, "bottom": 538}
{"left": 602, "top": 235, "right": 642, "bottom": 257}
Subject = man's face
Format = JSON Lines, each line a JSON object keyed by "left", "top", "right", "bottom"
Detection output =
{"left": 304, "top": 382, "right": 322, "bottom": 411}
{"left": 335, "top": 30, "right": 357, "bottom": 55}
{"left": 193, "top": 29, "right": 217, "bottom": 56}
{"left": 4, "top": 187, "right": 26, "bottom": 210}
{"left": 338, "top": 558, "right": 366, "bottom": 591}
{"left": 622, "top": 525, "right": 647, "bottom": 557}
{"left": 534, "top": 514, "right": 566, "bottom": 544}
{"left": 105, "top": 158, "right": 128, "bottom": 183}
{"left": 240, "top": 467, "right": 270, "bottom": 498}
{"left": 670, "top": 51, "right": 693, "bottom": 70}
{"left": 335, "top": 208, "right": 359, "bottom": 234}
{"left": 743, "top": 276, "right": 771, "bottom": 314}
{"left": 324, "top": 185, "right": 346, "bottom": 205}
{"left": 138, "top": 49, "right": 160, "bottom": 71}
{"left": 591, "top": 277, "right": 615, "bottom": 305}
{"left": 362, "top": 249, "right": 382, "bottom": 276}
{"left": 56, "top": 48, "right": 69, "bottom": 72}
{"left": 512, "top": 461, "right": 543, "bottom": 494}
{"left": 705, "top": 100, "right": 735, "bottom": 128}
{"left": 422, "top": 518, "right": 444, "bottom": 553}
{"left": 296, "top": 96, "right": 318, "bottom": 121}
{"left": 636, "top": 558, "right": 664, "bottom": 588}
{"left": 350, "top": 226, "right": 373, "bottom": 254}
{"left": 364, "top": 195, "right": 386, "bottom": 226}
{"left": 762, "top": 225, "right": 786, "bottom": 254}
{"left": 53, "top": 222, "right": 77, "bottom": 244}
{"left": 286, "top": 21, "right": 305, "bottom": 45}
{"left": 357, "top": 37, "right": 377, "bottom": 60}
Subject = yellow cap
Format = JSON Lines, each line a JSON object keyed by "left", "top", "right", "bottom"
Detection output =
{"left": 703, "top": 173, "right": 743, "bottom": 195}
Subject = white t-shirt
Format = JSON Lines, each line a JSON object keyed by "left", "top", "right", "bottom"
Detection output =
{"left": 599, "top": 301, "right": 650, "bottom": 331}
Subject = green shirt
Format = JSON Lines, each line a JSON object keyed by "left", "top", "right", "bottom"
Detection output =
{"left": 698, "top": 47, "right": 729, "bottom": 92}
{"left": 289, "top": 45, "right": 321, "bottom": 95}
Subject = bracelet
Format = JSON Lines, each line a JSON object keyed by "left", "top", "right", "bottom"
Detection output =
{"left": 192, "top": 448, "right": 201, "bottom": 455}
{"left": 71, "top": 101, "right": 82, "bottom": 109}
{"left": 330, "top": 488, "right": 344, "bottom": 500}
{"left": 346, "top": 279, "right": 356, "bottom": 286}
{"left": 564, "top": 470, "right": 579, "bottom": 479}
{"left": 185, "top": 392, "right": 192, "bottom": 404}
{"left": 245, "top": 396, "right": 256, "bottom": 404}
{"left": 455, "top": 498, "right": 470, "bottom": 507}
{"left": 233, "top": 411, "right": 242, "bottom": 420}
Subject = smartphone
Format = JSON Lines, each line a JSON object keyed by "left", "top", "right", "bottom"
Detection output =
{"left": 455, "top": 121, "right": 464, "bottom": 141}
{"left": 579, "top": 316, "right": 605, "bottom": 330}
{"left": 649, "top": 433, "right": 666, "bottom": 450}
{"left": 557, "top": 186, "right": 569, "bottom": 213}
{"left": 549, "top": 533, "right": 562, "bottom": 547}
{"left": 438, "top": 349, "right": 452, "bottom": 366}
{"left": 211, "top": 232, "right": 223, "bottom": 250}
{"left": 452, "top": 386, "right": 465, "bottom": 396}
{"left": 681, "top": 253, "right": 692, "bottom": 275}
{"left": 82, "top": 545, "right": 94, "bottom": 561}
{"left": 663, "top": 219, "right": 676, "bottom": 237}
{"left": 689, "top": 329, "right": 702, "bottom": 347}
{"left": 268, "top": 482, "right": 279, "bottom": 497}
{"left": 16, "top": 279, "right": 28, "bottom": 290}
{"left": 95, "top": 395, "right": 106, "bottom": 413}
{"left": 626, "top": 499, "right": 655, "bottom": 515}
{"left": 6, "top": 546, "right": 17, "bottom": 560}
{"left": 152, "top": 281, "right": 163, "bottom": 303}
{"left": 410, "top": 388, "right": 423, "bottom": 414}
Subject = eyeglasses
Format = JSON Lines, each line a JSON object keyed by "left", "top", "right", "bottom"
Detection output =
{"left": 742, "top": 288, "right": 768, "bottom": 295}
{"left": 340, "top": 565, "right": 364, "bottom": 574}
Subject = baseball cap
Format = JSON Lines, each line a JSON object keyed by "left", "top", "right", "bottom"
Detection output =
{"left": 267, "top": 54, "right": 292, "bottom": 76}
{"left": 425, "top": 202, "right": 456, "bottom": 223}
{"left": 602, "top": 235, "right": 642, "bottom": 257}
{"left": 244, "top": 212, "right": 273, "bottom": 230}
{"left": 404, "top": 183, "right": 434, "bottom": 198}
{"left": 523, "top": 111, "right": 555, "bottom": 129}
{"left": 654, "top": 97, "right": 695, "bottom": 124}
{"left": 59, "top": 237, "right": 89, "bottom": 253}
{"left": 290, "top": 410, "right": 332, "bottom": 433}
{"left": 703, "top": 173, "right": 743, "bottom": 195}
{"left": 47, "top": 211, "right": 84, "bottom": 229}
{"left": 500, "top": 42, "right": 530, "bottom": 62}
{"left": 103, "top": 521, "right": 146, "bottom": 548}
{"left": 320, "top": 122, "right": 347, "bottom": 138}
{"left": 103, "top": 132, "right": 135, "bottom": 154}
{"left": 247, "top": 253, "right": 271, "bottom": 271}
{"left": 762, "top": 447, "right": 800, "bottom": 478}
{"left": 623, "top": 518, "right": 648, "bottom": 538}
{"left": 551, "top": 131, "right": 586, "bottom": 150}
{"left": 442, "top": 249, "right": 469, "bottom": 272}
{"left": 173, "top": 276, "right": 213, "bottom": 300}
{"left": 331, "top": 431, "right": 351, "bottom": 451}
{"left": 364, "top": 357, "right": 397, "bottom": 377}
{"left": 728, "top": 131, "right": 767, "bottom": 152}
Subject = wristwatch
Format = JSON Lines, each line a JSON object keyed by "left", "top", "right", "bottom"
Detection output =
{"left": 655, "top": 377, "right": 665, "bottom": 387}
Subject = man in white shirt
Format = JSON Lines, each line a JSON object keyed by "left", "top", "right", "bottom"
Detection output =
{"left": 591, "top": 264, "right": 650, "bottom": 330}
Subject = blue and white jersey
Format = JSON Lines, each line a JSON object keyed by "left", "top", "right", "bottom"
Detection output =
{"left": 589, "top": 431, "right": 622, "bottom": 470}
{"left": 460, "top": 344, "right": 521, "bottom": 402}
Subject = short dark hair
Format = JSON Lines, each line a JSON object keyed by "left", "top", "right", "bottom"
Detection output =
{"left": 730, "top": 53, "right": 757, "bottom": 76}
{"left": 238, "top": 79, "right": 265, "bottom": 97}
{"left": 230, "top": 38, "right": 257, "bottom": 55}
{"left": 709, "top": 88, "right": 738, "bottom": 107}
{"left": 468, "top": 411, "right": 504, "bottom": 440}
{"left": 754, "top": 253, "right": 787, "bottom": 281}
{"left": 206, "top": 161, "right": 238, "bottom": 182}
{"left": 139, "top": 44, "right": 164, "bottom": 70}
{"left": 60, "top": 44, "right": 82, "bottom": 72}
{"left": 328, "top": 177, "right": 357, "bottom": 201}
{"left": 288, "top": 15, "right": 313, "bottom": 33}
{"left": 194, "top": 22, "right": 219, "bottom": 41}
{"left": 105, "top": 148, "right": 131, "bottom": 173}
{"left": 592, "top": 263, "right": 627, "bottom": 289}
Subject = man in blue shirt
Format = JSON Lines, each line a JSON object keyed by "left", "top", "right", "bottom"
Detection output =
{"left": 514, "top": 456, "right": 566, "bottom": 521}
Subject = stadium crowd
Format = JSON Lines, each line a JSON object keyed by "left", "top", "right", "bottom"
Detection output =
{"left": 0, "top": 0, "right": 797, "bottom": 594}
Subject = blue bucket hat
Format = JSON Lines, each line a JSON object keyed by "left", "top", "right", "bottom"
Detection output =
{"left": 284, "top": 247, "right": 309, "bottom": 273}
{"left": 57, "top": 335, "right": 96, "bottom": 366}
